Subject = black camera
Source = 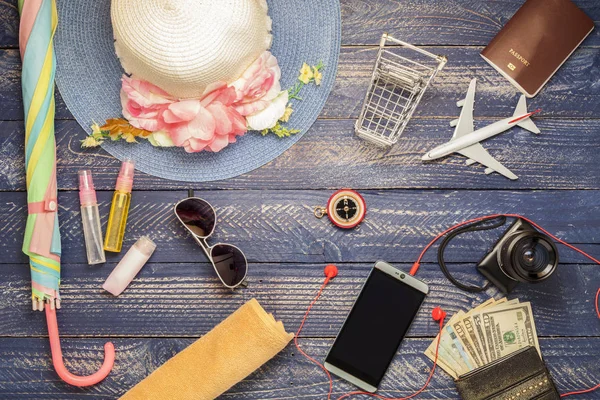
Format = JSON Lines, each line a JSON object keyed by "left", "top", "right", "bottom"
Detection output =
{"left": 477, "top": 218, "right": 559, "bottom": 293}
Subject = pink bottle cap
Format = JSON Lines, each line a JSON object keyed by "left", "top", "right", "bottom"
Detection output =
{"left": 115, "top": 159, "right": 135, "bottom": 193}
{"left": 78, "top": 170, "right": 97, "bottom": 205}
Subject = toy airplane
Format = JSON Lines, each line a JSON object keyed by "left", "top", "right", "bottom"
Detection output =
{"left": 422, "top": 78, "right": 540, "bottom": 180}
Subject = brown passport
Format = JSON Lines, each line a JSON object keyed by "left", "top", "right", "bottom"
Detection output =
{"left": 481, "top": 0, "right": 594, "bottom": 97}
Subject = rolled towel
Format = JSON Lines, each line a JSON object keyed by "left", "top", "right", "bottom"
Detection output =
{"left": 121, "top": 298, "right": 294, "bottom": 400}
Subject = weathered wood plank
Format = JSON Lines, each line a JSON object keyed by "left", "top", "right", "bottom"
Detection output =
{"left": 2, "top": 45, "right": 600, "bottom": 121}
{"left": 0, "top": 337, "right": 598, "bottom": 399}
{"left": 0, "top": 262, "right": 598, "bottom": 338}
{"left": 339, "top": 0, "right": 600, "bottom": 47}
{"left": 0, "top": 0, "right": 18, "bottom": 49}
{"left": 2, "top": 190, "right": 600, "bottom": 265}
{"left": 2, "top": 118, "right": 600, "bottom": 191}
{"left": 0, "top": 47, "right": 600, "bottom": 121}
{"left": 325, "top": 46, "right": 600, "bottom": 120}
{"left": 2, "top": 0, "right": 600, "bottom": 48}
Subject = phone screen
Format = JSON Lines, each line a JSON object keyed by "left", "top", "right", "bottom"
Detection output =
{"left": 325, "top": 266, "right": 427, "bottom": 388}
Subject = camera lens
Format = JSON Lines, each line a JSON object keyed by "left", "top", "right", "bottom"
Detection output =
{"left": 400, "top": 274, "right": 405, "bottom": 279}
{"left": 517, "top": 242, "right": 549, "bottom": 273}
{"left": 499, "top": 231, "right": 558, "bottom": 283}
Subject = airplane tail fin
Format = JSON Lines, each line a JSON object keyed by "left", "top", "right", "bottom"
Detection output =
{"left": 513, "top": 95, "right": 541, "bottom": 134}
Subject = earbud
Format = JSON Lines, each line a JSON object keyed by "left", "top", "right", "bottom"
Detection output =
{"left": 324, "top": 264, "right": 338, "bottom": 285}
{"left": 432, "top": 306, "right": 447, "bottom": 327}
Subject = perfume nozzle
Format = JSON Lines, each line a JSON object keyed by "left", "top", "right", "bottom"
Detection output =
{"left": 78, "top": 170, "right": 97, "bottom": 205}
{"left": 115, "top": 159, "right": 135, "bottom": 193}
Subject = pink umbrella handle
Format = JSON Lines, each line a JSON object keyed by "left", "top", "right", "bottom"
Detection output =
{"left": 45, "top": 304, "right": 115, "bottom": 387}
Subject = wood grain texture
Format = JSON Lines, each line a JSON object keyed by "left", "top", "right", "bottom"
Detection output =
{"left": 0, "top": 337, "right": 598, "bottom": 399}
{"left": 1, "top": 0, "right": 599, "bottom": 48}
{"left": 324, "top": 46, "right": 600, "bottom": 120}
{"left": 2, "top": 118, "right": 600, "bottom": 191}
{"left": 1, "top": 190, "right": 600, "bottom": 265}
{"left": 2, "top": 1, "right": 600, "bottom": 398}
{"left": 338, "top": 0, "right": 600, "bottom": 47}
{"left": 0, "top": 262, "right": 598, "bottom": 338}
{"left": 2, "top": 46, "right": 600, "bottom": 121}
{"left": 0, "top": 0, "right": 18, "bottom": 49}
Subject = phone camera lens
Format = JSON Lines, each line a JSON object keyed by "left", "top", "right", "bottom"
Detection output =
{"left": 400, "top": 274, "right": 405, "bottom": 279}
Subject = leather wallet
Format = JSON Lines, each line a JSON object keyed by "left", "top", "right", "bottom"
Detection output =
{"left": 455, "top": 346, "right": 560, "bottom": 400}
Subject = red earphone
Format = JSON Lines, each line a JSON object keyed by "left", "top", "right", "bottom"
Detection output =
{"left": 432, "top": 306, "right": 447, "bottom": 326}
{"left": 297, "top": 211, "right": 600, "bottom": 399}
{"left": 296, "top": 264, "right": 447, "bottom": 400}
{"left": 324, "top": 264, "right": 339, "bottom": 284}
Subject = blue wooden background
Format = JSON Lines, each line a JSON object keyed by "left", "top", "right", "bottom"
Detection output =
{"left": 1, "top": 0, "right": 600, "bottom": 398}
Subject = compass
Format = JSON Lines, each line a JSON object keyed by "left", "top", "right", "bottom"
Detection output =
{"left": 314, "top": 189, "right": 366, "bottom": 229}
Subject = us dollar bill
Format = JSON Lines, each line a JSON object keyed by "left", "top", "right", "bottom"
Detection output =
{"left": 452, "top": 318, "right": 483, "bottom": 368}
{"left": 425, "top": 314, "right": 469, "bottom": 375}
{"left": 473, "top": 298, "right": 520, "bottom": 362}
{"left": 424, "top": 339, "right": 459, "bottom": 379}
{"left": 446, "top": 324, "right": 476, "bottom": 370}
{"left": 462, "top": 315, "right": 488, "bottom": 364}
{"left": 439, "top": 321, "right": 470, "bottom": 373}
{"left": 450, "top": 299, "right": 497, "bottom": 367}
{"left": 478, "top": 302, "right": 540, "bottom": 360}
{"left": 461, "top": 298, "right": 508, "bottom": 364}
{"left": 424, "top": 299, "right": 497, "bottom": 375}
{"left": 423, "top": 298, "right": 539, "bottom": 378}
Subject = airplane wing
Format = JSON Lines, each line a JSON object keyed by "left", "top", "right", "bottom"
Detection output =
{"left": 458, "top": 143, "right": 518, "bottom": 180}
{"left": 451, "top": 78, "right": 477, "bottom": 139}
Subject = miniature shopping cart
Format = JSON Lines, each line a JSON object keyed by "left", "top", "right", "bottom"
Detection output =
{"left": 355, "top": 34, "right": 447, "bottom": 147}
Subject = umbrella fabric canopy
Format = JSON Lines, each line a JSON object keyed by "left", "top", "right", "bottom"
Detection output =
{"left": 19, "top": 0, "right": 115, "bottom": 386}
{"left": 19, "top": 0, "right": 61, "bottom": 311}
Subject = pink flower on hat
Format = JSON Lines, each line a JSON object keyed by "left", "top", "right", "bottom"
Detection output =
{"left": 121, "top": 77, "right": 174, "bottom": 132}
{"left": 231, "top": 51, "right": 281, "bottom": 116}
{"left": 163, "top": 83, "right": 247, "bottom": 152}
{"left": 121, "top": 79, "right": 248, "bottom": 152}
{"left": 119, "top": 51, "right": 287, "bottom": 153}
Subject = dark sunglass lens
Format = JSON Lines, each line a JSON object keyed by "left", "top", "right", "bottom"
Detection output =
{"left": 210, "top": 245, "right": 247, "bottom": 287}
{"left": 175, "top": 199, "right": 216, "bottom": 237}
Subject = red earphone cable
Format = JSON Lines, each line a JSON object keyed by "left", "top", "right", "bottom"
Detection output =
{"left": 561, "top": 383, "right": 600, "bottom": 398}
{"left": 597, "top": 287, "right": 600, "bottom": 320}
{"left": 295, "top": 271, "right": 444, "bottom": 400}
{"left": 298, "top": 215, "right": 599, "bottom": 399}
{"left": 409, "top": 213, "right": 600, "bottom": 275}
{"left": 335, "top": 319, "right": 444, "bottom": 400}
{"left": 409, "top": 213, "right": 600, "bottom": 398}
{"left": 560, "top": 287, "right": 600, "bottom": 398}
{"left": 294, "top": 279, "right": 334, "bottom": 400}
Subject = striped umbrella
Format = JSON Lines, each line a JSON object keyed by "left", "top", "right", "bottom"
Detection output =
{"left": 19, "top": 0, "right": 61, "bottom": 311}
{"left": 19, "top": 0, "right": 114, "bottom": 386}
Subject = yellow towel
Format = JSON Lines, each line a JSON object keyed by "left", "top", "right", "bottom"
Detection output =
{"left": 121, "top": 298, "right": 294, "bottom": 400}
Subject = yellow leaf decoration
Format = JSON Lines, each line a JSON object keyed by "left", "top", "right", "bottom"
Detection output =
{"left": 101, "top": 118, "right": 153, "bottom": 139}
{"left": 82, "top": 61, "right": 326, "bottom": 148}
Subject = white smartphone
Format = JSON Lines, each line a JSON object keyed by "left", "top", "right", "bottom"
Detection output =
{"left": 324, "top": 261, "right": 429, "bottom": 392}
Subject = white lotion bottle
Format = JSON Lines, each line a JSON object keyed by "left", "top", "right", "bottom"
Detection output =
{"left": 103, "top": 236, "right": 156, "bottom": 296}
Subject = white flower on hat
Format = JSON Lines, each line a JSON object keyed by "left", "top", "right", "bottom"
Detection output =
{"left": 147, "top": 131, "right": 174, "bottom": 147}
{"left": 247, "top": 90, "right": 290, "bottom": 131}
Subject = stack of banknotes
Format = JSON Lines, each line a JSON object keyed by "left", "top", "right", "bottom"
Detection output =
{"left": 425, "top": 298, "right": 540, "bottom": 379}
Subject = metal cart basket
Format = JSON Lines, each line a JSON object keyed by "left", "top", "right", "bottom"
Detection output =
{"left": 355, "top": 34, "right": 447, "bottom": 147}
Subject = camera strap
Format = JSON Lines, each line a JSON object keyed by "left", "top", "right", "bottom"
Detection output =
{"left": 295, "top": 214, "right": 599, "bottom": 399}
{"left": 436, "top": 216, "right": 508, "bottom": 293}
{"left": 409, "top": 213, "right": 600, "bottom": 398}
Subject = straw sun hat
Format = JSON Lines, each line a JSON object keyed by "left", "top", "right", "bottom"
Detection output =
{"left": 55, "top": 0, "right": 341, "bottom": 182}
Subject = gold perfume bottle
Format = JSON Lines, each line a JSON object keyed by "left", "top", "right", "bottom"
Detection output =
{"left": 104, "top": 160, "right": 135, "bottom": 252}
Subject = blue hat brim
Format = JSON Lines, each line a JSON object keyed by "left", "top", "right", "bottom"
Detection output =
{"left": 54, "top": 0, "right": 341, "bottom": 182}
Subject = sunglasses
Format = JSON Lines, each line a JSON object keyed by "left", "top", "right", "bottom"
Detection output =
{"left": 174, "top": 197, "right": 248, "bottom": 289}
